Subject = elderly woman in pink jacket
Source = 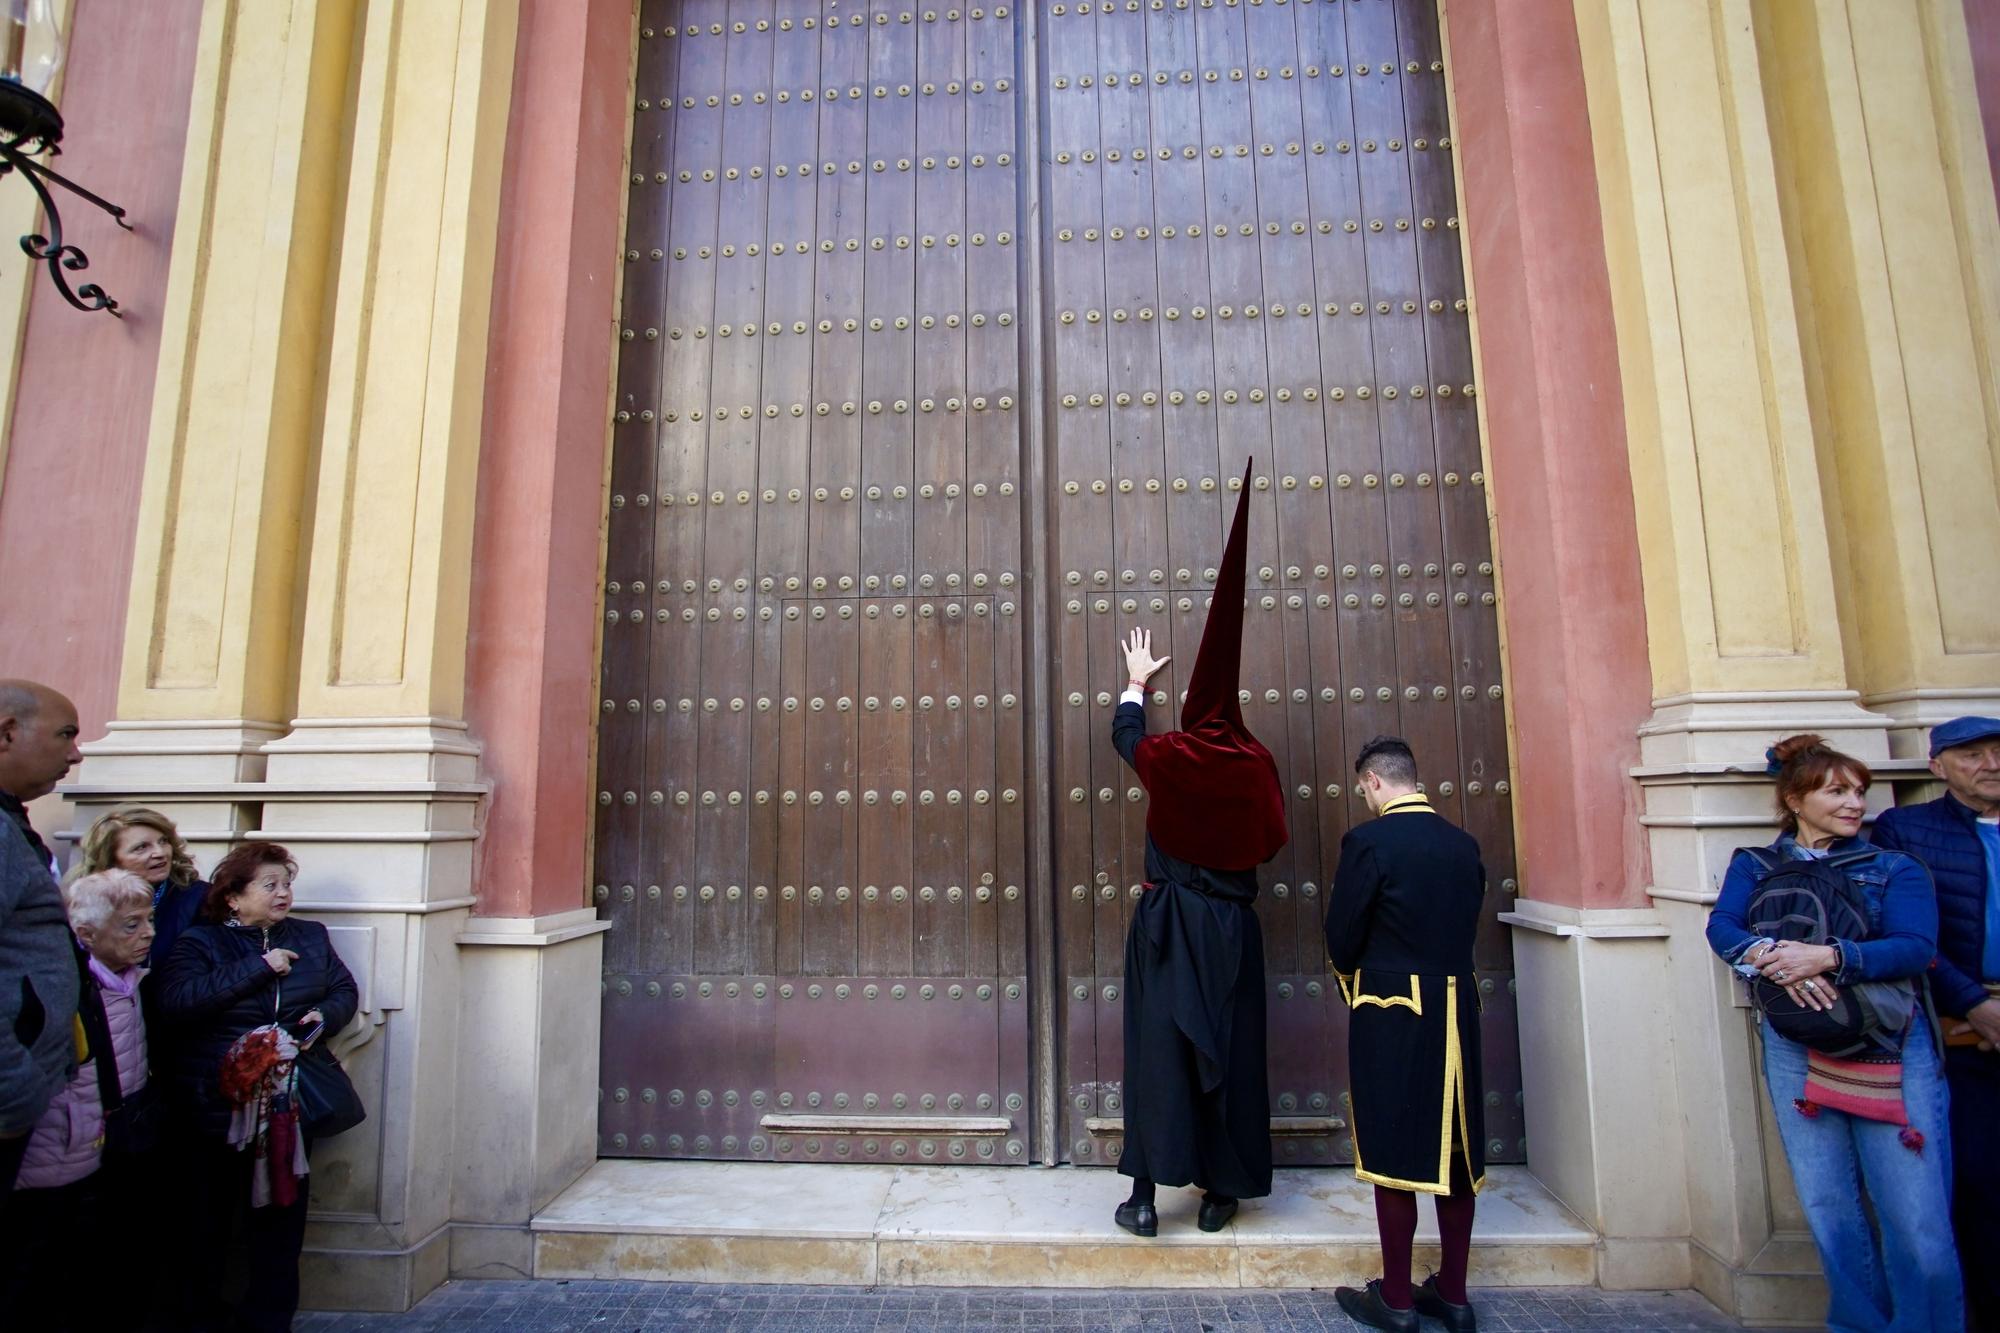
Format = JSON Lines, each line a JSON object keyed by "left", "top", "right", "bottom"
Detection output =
{"left": 0, "top": 869, "right": 156, "bottom": 1329}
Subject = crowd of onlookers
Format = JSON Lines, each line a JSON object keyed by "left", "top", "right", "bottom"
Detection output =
{"left": 0, "top": 680, "right": 359, "bottom": 1332}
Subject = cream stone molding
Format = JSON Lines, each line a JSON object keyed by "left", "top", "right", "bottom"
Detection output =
{"left": 460, "top": 908, "right": 613, "bottom": 948}
{"left": 1498, "top": 900, "right": 1669, "bottom": 940}
{"left": 294, "top": 897, "right": 481, "bottom": 915}
{"left": 322, "top": 920, "right": 386, "bottom": 1061}
{"left": 1646, "top": 885, "right": 1721, "bottom": 908}
{"left": 1862, "top": 686, "right": 2000, "bottom": 758}
{"left": 60, "top": 784, "right": 489, "bottom": 802}
{"left": 1865, "top": 686, "right": 2000, "bottom": 708}
{"left": 266, "top": 717, "right": 484, "bottom": 755}
{"left": 76, "top": 719, "right": 292, "bottom": 785}
{"left": 263, "top": 717, "right": 485, "bottom": 785}
{"left": 1629, "top": 759, "right": 1930, "bottom": 781}
{"left": 1636, "top": 690, "right": 1887, "bottom": 767}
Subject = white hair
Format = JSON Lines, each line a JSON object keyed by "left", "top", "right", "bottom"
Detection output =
{"left": 65, "top": 869, "right": 152, "bottom": 936}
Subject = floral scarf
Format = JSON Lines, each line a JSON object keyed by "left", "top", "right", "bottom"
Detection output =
{"left": 219, "top": 1024, "right": 308, "bottom": 1207}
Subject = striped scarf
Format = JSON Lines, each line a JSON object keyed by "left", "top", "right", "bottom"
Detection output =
{"left": 1797, "top": 1048, "right": 1925, "bottom": 1153}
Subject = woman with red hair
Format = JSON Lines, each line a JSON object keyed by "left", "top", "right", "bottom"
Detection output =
{"left": 1707, "top": 734, "right": 1961, "bottom": 1333}
{"left": 156, "top": 841, "right": 357, "bottom": 1333}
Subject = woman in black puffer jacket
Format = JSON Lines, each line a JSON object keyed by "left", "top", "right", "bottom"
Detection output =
{"left": 157, "top": 841, "right": 358, "bottom": 1333}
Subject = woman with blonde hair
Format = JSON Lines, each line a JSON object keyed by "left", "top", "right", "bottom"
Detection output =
{"left": 74, "top": 806, "right": 206, "bottom": 968}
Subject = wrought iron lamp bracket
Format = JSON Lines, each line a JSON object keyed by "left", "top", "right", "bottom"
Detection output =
{"left": 0, "top": 81, "right": 131, "bottom": 317}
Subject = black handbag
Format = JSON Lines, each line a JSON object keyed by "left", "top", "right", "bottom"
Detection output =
{"left": 294, "top": 1042, "right": 367, "bottom": 1138}
{"left": 99, "top": 1075, "right": 164, "bottom": 1159}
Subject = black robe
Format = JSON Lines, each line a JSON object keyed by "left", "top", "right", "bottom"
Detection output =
{"left": 1323, "top": 797, "right": 1487, "bottom": 1194}
{"left": 1112, "top": 701, "right": 1273, "bottom": 1199}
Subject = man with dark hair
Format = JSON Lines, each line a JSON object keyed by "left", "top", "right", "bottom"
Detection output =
{"left": 1324, "top": 736, "right": 1486, "bottom": 1333}
{"left": 1870, "top": 715, "right": 2000, "bottom": 1331}
{"left": 1109, "top": 461, "right": 1286, "bottom": 1236}
{"left": 0, "top": 680, "right": 83, "bottom": 1197}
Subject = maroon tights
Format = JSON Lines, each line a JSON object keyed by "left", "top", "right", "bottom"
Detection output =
{"left": 1374, "top": 1156, "right": 1476, "bottom": 1309}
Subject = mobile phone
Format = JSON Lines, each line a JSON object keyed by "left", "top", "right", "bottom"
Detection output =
{"left": 294, "top": 1019, "right": 325, "bottom": 1049}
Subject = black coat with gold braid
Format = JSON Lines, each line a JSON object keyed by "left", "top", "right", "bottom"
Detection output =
{"left": 1322, "top": 793, "right": 1488, "bottom": 1195}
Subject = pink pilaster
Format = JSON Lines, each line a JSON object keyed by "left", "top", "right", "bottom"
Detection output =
{"left": 1964, "top": 0, "right": 2000, "bottom": 211}
{"left": 0, "top": 0, "right": 201, "bottom": 738}
{"left": 1443, "top": 0, "right": 1655, "bottom": 910}
{"left": 464, "top": 0, "right": 633, "bottom": 919}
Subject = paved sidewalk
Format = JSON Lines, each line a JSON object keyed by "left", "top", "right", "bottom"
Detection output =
{"left": 297, "top": 1280, "right": 1762, "bottom": 1331}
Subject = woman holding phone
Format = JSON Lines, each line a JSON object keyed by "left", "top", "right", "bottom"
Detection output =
{"left": 157, "top": 841, "right": 358, "bottom": 1333}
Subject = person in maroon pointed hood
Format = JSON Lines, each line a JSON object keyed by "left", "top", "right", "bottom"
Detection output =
{"left": 1108, "top": 460, "right": 1286, "bottom": 1237}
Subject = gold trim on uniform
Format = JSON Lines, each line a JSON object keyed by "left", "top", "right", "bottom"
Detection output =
{"left": 1334, "top": 968, "right": 1423, "bottom": 1015}
{"left": 1348, "top": 976, "right": 1489, "bottom": 1197}
{"left": 1376, "top": 792, "right": 1434, "bottom": 817}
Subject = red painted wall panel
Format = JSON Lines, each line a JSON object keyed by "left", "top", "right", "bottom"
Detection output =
{"left": 464, "top": 0, "right": 632, "bottom": 918}
{"left": 0, "top": 0, "right": 203, "bottom": 740}
{"left": 1967, "top": 0, "right": 2000, "bottom": 211}
{"left": 1443, "top": 0, "right": 1655, "bottom": 909}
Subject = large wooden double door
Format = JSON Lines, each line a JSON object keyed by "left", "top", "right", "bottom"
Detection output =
{"left": 594, "top": 0, "right": 1522, "bottom": 1170}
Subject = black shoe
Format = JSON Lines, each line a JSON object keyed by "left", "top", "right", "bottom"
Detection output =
{"left": 1197, "top": 1196, "right": 1238, "bottom": 1232}
{"left": 1114, "top": 1200, "right": 1158, "bottom": 1237}
{"left": 1334, "top": 1280, "right": 1419, "bottom": 1333}
{"left": 1412, "top": 1275, "right": 1477, "bottom": 1331}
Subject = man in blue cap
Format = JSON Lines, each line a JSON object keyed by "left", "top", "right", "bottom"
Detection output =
{"left": 1871, "top": 715, "right": 2000, "bottom": 1331}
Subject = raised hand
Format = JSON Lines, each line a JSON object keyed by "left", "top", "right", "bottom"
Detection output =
{"left": 1122, "top": 628, "right": 1171, "bottom": 685}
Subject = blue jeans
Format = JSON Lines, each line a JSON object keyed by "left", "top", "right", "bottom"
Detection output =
{"left": 1761, "top": 1023, "right": 1964, "bottom": 1333}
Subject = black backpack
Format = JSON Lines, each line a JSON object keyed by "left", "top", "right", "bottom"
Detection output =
{"left": 1738, "top": 846, "right": 1914, "bottom": 1057}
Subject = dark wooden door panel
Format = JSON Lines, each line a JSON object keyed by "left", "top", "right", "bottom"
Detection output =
{"left": 1038, "top": 0, "right": 1521, "bottom": 1169}
{"left": 598, "top": 0, "right": 1523, "bottom": 1168}
{"left": 598, "top": 0, "right": 1032, "bottom": 1166}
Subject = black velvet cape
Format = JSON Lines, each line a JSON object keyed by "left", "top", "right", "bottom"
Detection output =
{"left": 1111, "top": 700, "right": 1273, "bottom": 1199}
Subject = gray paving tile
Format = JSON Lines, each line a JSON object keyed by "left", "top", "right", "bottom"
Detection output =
{"left": 300, "top": 1281, "right": 1761, "bottom": 1332}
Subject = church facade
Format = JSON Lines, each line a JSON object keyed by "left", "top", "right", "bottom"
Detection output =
{"left": 2, "top": 0, "right": 1997, "bottom": 1318}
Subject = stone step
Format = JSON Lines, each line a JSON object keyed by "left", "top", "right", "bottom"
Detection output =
{"left": 530, "top": 1162, "right": 1597, "bottom": 1289}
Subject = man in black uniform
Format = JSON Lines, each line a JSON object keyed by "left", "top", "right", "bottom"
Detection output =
{"left": 1324, "top": 737, "right": 1486, "bottom": 1333}
{"left": 1109, "top": 464, "right": 1287, "bottom": 1236}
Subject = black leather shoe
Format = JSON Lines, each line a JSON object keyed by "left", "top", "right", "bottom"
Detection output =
{"left": 1114, "top": 1200, "right": 1158, "bottom": 1237}
{"left": 1413, "top": 1275, "right": 1477, "bottom": 1331}
{"left": 1334, "top": 1280, "right": 1419, "bottom": 1333}
{"left": 1197, "top": 1196, "right": 1238, "bottom": 1232}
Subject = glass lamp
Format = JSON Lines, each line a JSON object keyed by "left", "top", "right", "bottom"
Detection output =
{"left": 0, "top": 0, "right": 130, "bottom": 315}
{"left": 0, "top": 0, "right": 63, "bottom": 143}
{"left": 2, "top": 0, "right": 63, "bottom": 96}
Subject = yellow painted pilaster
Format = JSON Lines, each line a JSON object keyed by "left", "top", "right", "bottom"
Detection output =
{"left": 1573, "top": 0, "right": 1850, "bottom": 704}
{"left": 284, "top": 0, "right": 518, "bottom": 733}
{"left": 94, "top": 0, "right": 356, "bottom": 780}
{"left": 1757, "top": 0, "right": 2000, "bottom": 750}
{"left": 1575, "top": 8, "right": 1894, "bottom": 1320}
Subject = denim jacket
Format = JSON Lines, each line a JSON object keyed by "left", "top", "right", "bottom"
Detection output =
{"left": 1705, "top": 834, "right": 1938, "bottom": 987}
